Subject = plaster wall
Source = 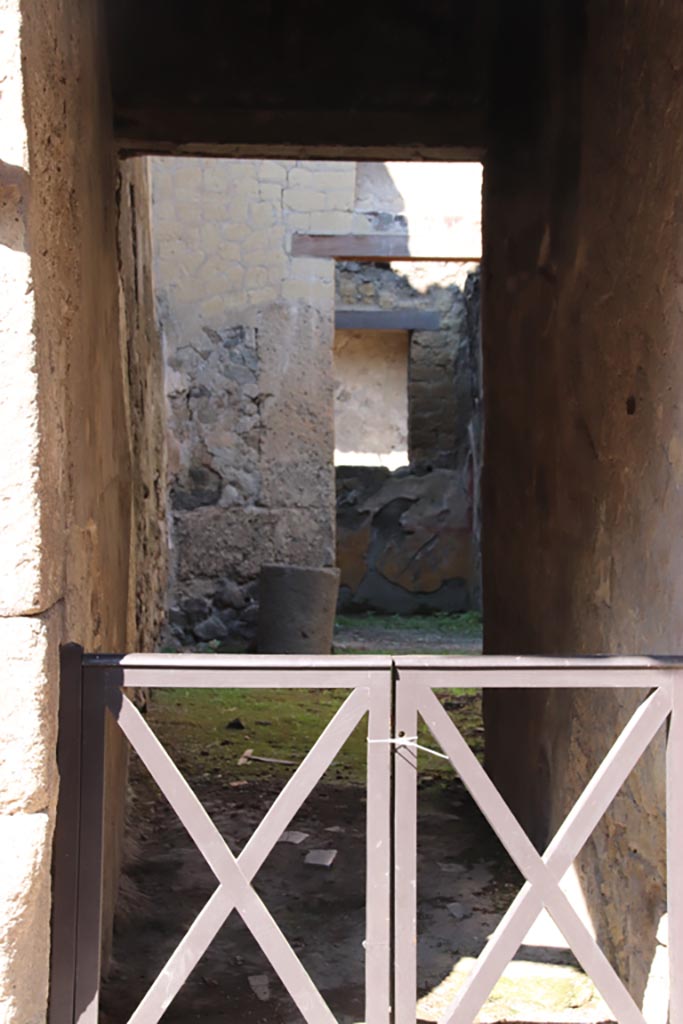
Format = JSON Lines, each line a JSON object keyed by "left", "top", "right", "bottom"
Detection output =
{"left": 0, "top": 1, "right": 166, "bottom": 1016}
{"left": 483, "top": 0, "right": 683, "bottom": 1001}
{"left": 333, "top": 328, "right": 409, "bottom": 470}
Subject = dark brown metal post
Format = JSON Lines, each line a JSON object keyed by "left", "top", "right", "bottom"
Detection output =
{"left": 49, "top": 643, "right": 84, "bottom": 1024}
{"left": 73, "top": 664, "right": 107, "bottom": 1024}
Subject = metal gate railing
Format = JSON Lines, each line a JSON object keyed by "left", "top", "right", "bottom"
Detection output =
{"left": 49, "top": 645, "right": 682, "bottom": 1024}
{"left": 393, "top": 657, "right": 678, "bottom": 1024}
{"left": 49, "top": 646, "right": 393, "bottom": 1024}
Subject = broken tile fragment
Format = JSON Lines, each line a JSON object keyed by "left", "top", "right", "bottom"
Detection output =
{"left": 305, "top": 849, "right": 337, "bottom": 867}
{"left": 248, "top": 974, "right": 271, "bottom": 1001}
{"left": 279, "top": 830, "right": 309, "bottom": 845}
{"left": 447, "top": 901, "right": 472, "bottom": 921}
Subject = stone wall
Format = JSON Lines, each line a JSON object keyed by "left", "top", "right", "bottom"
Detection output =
{"left": 336, "top": 260, "right": 480, "bottom": 469}
{"left": 117, "top": 162, "right": 169, "bottom": 654}
{"left": 334, "top": 260, "right": 481, "bottom": 611}
{"left": 337, "top": 466, "right": 474, "bottom": 614}
{"left": 152, "top": 158, "right": 346, "bottom": 649}
{"left": 482, "top": 0, "right": 683, "bottom": 1001}
{"left": 104, "top": 159, "right": 168, "bottom": 963}
{"left": 0, "top": 0, "right": 166, "bottom": 1015}
{"left": 154, "top": 160, "right": 483, "bottom": 643}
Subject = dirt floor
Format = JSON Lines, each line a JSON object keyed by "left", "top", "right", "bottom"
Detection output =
{"left": 101, "top": 614, "right": 614, "bottom": 1023}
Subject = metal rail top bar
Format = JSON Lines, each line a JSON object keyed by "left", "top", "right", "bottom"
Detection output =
{"left": 394, "top": 654, "right": 683, "bottom": 669}
{"left": 83, "top": 653, "right": 393, "bottom": 670}
{"left": 83, "top": 652, "right": 683, "bottom": 671}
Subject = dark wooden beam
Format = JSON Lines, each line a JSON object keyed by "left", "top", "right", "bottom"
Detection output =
{"left": 106, "top": 2, "right": 494, "bottom": 157}
{"left": 292, "top": 232, "right": 481, "bottom": 262}
{"left": 114, "top": 109, "right": 486, "bottom": 162}
{"left": 335, "top": 309, "right": 440, "bottom": 331}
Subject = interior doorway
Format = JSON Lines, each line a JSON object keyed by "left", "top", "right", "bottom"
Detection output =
{"left": 94, "top": 157, "right": 615, "bottom": 1024}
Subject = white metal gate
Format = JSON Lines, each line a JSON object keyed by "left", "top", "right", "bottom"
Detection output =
{"left": 49, "top": 646, "right": 680, "bottom": 1024}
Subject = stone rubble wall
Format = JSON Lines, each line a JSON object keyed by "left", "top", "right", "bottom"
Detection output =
{"left": 337, "top": 466, "right": 474, "bottom": 614}
{"left": 336, "top": 261, "right": 481, "bottom": 469}
{"left": 335, "top": 261, "right": 481, "bottom": 611}
{"left": 0, "top": 0, "right": 167, "bottom": 1017}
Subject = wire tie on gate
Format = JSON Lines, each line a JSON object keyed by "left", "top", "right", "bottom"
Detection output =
{"left": 367, "top": 736, "right": 449, "bottom": 759}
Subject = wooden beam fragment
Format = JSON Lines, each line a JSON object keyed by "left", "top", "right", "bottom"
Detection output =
{"left": 334, "top": 309, "right": 440, "bottom": 331}
{"left": 291, "top": 230, "right": 481, "bottom": 262}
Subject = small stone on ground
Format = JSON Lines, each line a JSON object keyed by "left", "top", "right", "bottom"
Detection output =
{"left": 305, "top": 849, "right": 337, "bottom": 867}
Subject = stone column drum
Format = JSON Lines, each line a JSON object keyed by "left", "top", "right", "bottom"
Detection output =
{"left": 257, "top": 564, "right": 340, "bottom": 653}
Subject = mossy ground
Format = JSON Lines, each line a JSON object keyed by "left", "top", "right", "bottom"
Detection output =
{"left": 147, "top": 686, "right": 483, "bottom": 787}
{"left": 147, "top": 611, "right": 485, "bottom": 786}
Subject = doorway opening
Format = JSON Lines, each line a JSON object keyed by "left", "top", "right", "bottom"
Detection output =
{"left": 99, "top": 157, "right": 611, "bottom": 1024}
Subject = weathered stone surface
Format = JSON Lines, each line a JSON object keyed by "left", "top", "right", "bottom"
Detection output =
{"left": 0, "top": 8, "right": 167, "bottom": 1008}
{"left": 172, "top": 465, "right": 222, "bottom": 510}
{"left": 154, "top": 160, "right": 348, "bottom": 636}
{"left": 175, "top": 505, "right": 334, "bottom": 584}
{"left": 0, "top": 614, "right": 59, "bottom": 816}
{"left": 116, "top": 159, "right": 168, "bottom": 652}
{"left": 257, "top": 302, "right": 335, "bottom": 515}
{"left": 194, "top": 614, "right": 229, "bottom": 641}
{"left": 0, "top": 0, "right": 62, "bottom": 619}
{"left": 240, "top": 603, "right": 260, "bottom": 626}
{"left": 213, "top": 579, "right": 245, "bottom": 611}
{"left": 181, "top": 596, "right": 211, "bottom": 624}
{"left": 0, "top": 813, "right": 53, "bottom": 1024}
{"left": 335, "top": 261, "right": 481, "bottom": 470}
{"left": 482, "top": 1, "right": 683, "bottom": 999}
{"left": 257, "top": 564, "right": 340, "bottom": 653}
{"left": 337, "top": 466, "right": 474, "bottom": 613}
{"left": 333, "top": 328, "right": 408, "bottom": 468}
